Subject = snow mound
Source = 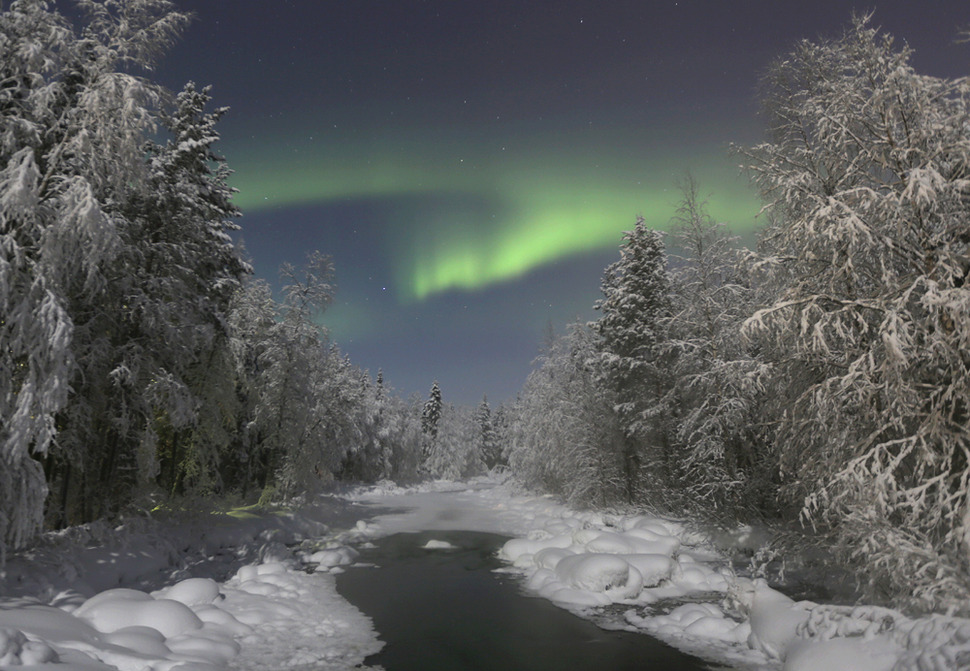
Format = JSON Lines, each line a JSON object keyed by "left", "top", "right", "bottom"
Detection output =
{"left": 223, "top": 560, "right": 381, "bottom": 670}
{"left": 734, "top": 579, "right": 811, "bottom": 660}
{"left": 629, "top": 602, "right": 750, "bottom": 644}
{"left": 555, "top": 553, "right": 643, "bottom": 599}
{"left": 76, "top": 589, "right": 205, "bottom": 639}
{"left": 156, "top": 578, "right": 221, "bottom": 607}
{"left": 784, "top": 636, "right": 898, "bottom": 671}
{"left": 0, "top": 627, "right": 58, "bottom": 665}
{"left": 0, "top": 578, "right": 244, "bottom": 670}
{"left": 303, "top": 545, "right": 360, "bottom": 571}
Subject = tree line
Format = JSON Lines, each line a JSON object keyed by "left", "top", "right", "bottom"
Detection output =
{"left": 505, "top": 16, "right": 970, "bottom": 615}
{"left": 0, "top": 0, "right": 496, "bottom": 561}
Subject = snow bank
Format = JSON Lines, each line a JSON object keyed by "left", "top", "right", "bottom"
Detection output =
{"left": 0, "top": 500, "right": 382, "bottom": 670}
{"left": 221, "top": 561, "right": 380, "bottom": 670}
{"left": 497, "top": 515, "right": 724, "bottom": 610}
{"left": 0, "top": 561, "right": 381, "bottom": 670}
{"left": 0, "top": 578, "right": 240, "bottom": 669}
{"left": 489, "top": 495, "right": 970, "bottom": 671}
{"left": 345, "top": 477, "right": 965, "bottom": 671}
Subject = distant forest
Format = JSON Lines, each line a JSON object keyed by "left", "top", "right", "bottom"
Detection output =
{"left": 3, "top": 3, "right": 970, "bottom": 615}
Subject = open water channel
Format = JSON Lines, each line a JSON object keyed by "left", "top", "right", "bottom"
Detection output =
{"left": 336, "top": 529, "right": 717, "bottom": 671}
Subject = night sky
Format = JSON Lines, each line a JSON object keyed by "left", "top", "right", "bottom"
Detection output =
{"left": 146, "top": 0, "right": 967, "bottom": 405}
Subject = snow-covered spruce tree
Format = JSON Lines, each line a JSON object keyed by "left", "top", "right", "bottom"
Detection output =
{"left": 662, "top": 175, "right": 773, "bottom": 519}
{"left": 373, "top": 370, "right": 393, "bottom": 480}
{"left": 491, "top": 402, "right": 514, "bottom": 467}
{"left": 589, "top": 217, "right": 673, "bottom": 505}
{"left": 0, "top": 0, "right": 189, "bottom": 549}
{"left": 477, "top": 395, "right": 502, "bottom": 470}
{"left": 508, "top": 323, "right": 626, "bottom": 506}
{"left": 739, "top": 15, "right": 970, "bottom": 612}
{"left": 141, "top": 81, "right": 250, "bottom": 497}
{"left": 420, "top": 381, "right": 442, "bottom": 470}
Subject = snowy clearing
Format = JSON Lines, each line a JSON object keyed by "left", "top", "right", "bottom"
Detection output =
{"left": 2, "top": 476, "right": 970, "bottom": 670}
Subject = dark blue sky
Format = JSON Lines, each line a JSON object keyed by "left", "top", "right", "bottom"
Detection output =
{"left": 143, "top": 0, "right": 967, "bottom": 405}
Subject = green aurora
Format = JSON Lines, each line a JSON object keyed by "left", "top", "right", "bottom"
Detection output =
{"left": 228, "top": 120, "right": 762, "bottom": 301}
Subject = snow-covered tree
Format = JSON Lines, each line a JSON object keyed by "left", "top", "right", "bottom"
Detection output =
{"left": 337, "top": 370, "right": 387, "bottom": 482}
{"left": 509, "top": 324, "right": 626, "bottom": 506}
{"left": 279, "top": 346, "right": 370, "bottom": 496}
{"left": 739, "top": 15, "right": 970, "bottom": 612}
{"left": 373, "top": 370, "right": 393, "bottom": 479}
{"left": 381, "top": 393, "right": 425, "bottom": 483}
{"left": 0, "top": 0, "right": 190, "bottom": 549}
{"left": 421, "top": 381, "right": 442, "bottom": 463}
{"left": 661, "top": 175, "right": 772, "bottom": 518}
{"left": 224, "top": 276, "right": 278, "bottom": 495}
{"left": 56, "top": 79, "right": 248, "bottom": 511}
{"left": 424, "top": 404, "right": 481, "bottom": 480}
{"left": 477, "top": 396, "right": 502, "bottom": 470}
{"left": 590, "top": 217, "right": 672, "bottom": 503}
{"left": 243, "top": 253, "right": 336, "bottom": 496}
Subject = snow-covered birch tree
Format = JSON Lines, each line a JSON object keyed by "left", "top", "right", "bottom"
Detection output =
{"left": 509, "top": 323, "right": 626, "bottom": 506}
{"left": 243, "top": 252, "right": 335, "bottom": 497}
{"left": 739, "top": 14, "right": 970, "bottom": 611}
{"left": 662, "top": 175, "right": 772, "bottom": 518}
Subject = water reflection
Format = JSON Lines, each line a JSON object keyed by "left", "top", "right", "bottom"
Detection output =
{"left": 336, "top": 530, "right": 714, "bottom": 671}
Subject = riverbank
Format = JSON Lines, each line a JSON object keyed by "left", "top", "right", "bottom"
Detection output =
{"left": 0, "top": 495, "right": 385, "bottom": 669}
{"left": 346, "top": 478, "right": 970, "bottom": 670}
{"left": 1, "top": 476, "right": 969, "bottom": 669}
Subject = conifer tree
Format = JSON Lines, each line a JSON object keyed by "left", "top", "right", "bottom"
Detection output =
{"left": 421, "top": 381, "right": 443, "bottom": 469}
{"left": 477, "top": 396, "right": 501, "bottom": 470}
{"left": 590, "top": 217, "right": 672, "bottom": 503}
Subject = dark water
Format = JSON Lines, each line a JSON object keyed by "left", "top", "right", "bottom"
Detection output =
{"left": 336, "top": 530, "right": 713, "bottom": 671}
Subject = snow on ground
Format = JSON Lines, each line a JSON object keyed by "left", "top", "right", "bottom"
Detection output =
{"left": 3, "top": 475, "right": 970, "bottom": 670}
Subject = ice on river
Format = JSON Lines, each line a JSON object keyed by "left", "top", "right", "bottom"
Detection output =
{"left": 3, "top": 475, "right": 970, "bottom": 670}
